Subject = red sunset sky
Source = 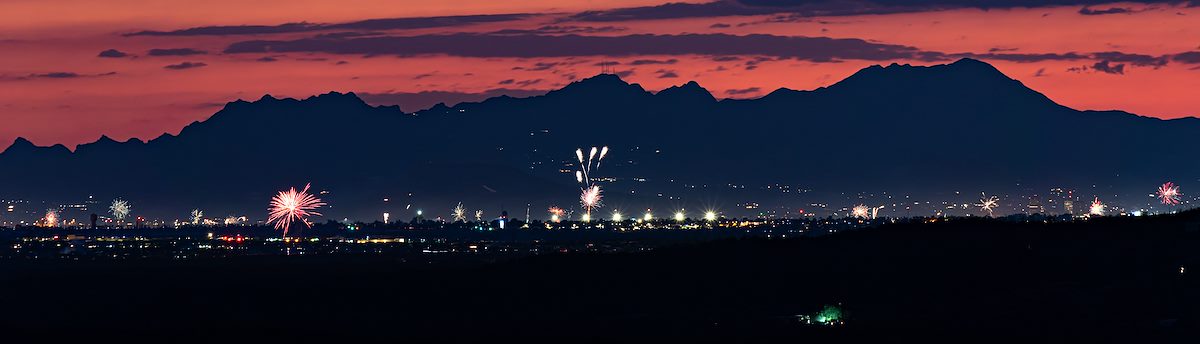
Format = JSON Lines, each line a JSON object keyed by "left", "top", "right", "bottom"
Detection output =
{"left": 2, "top": 0, "right": 1199, "bottom": 148}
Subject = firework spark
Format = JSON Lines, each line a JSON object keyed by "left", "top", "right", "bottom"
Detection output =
{"left": 452, "top": 202, "right": 467, "bottom": 222}
{"left": 979, "top": 195, "right": 999, "bottom": 216}
{"left": 475, "top": 210, "right": 484, "bottom": 222}
{"left": 43, "top": 209, "right": 59, "bottom": 227}
{"left": 1089, "top": 197, "right": 1106, "bottom": 216}
{"left": 1158, "top": 182, "right": 1182, "bottom": 205}
{"left": 267, "top": 183, "right": 326, "bottom": 238}
{"left": 110, "top": 199, "right": 131, "bottom": 221}
{"left": 190, "top": 209, "right": 204, "bottom": 225}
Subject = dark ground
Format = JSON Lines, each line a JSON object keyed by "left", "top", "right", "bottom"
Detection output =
{"left": 3, "top": 212, "right": 1200, "bottom": 342}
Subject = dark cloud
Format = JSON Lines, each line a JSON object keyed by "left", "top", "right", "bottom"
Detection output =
{"left": 163, "top": 62, "right": 207, "bottom": 70}
{"left": 1171, "top": 51, "right": 1200, "bottom": 63}
{"left": 498, "top": 79, "right": 515, "bottom": 85}
{"left": 1078, "top": 6, "right": 1134, "bottom": 15}
{"left": 224, "top": 33, "right": 936, "bottom": 63}
{"left": 491, "top": 25, "right": 626, "bottom": 35}
{"left": 515, "top": 79, "right": 543, "bottom": 86}
{"left": 712, "top": 56, "right": 742, "bottom": 61}
{"left": 1033, "top": 68, "right": 1047, "bottom": 77}
{"left": 710, "top": 23, "right": 732, "bottom": 28}
{"left": 413, "top": 72, "right": 436, "bottom": 80}
{"left": 656, "top": 69, "right": 680, "bottom": 78}
{"left": 256, "top": 56, "right": 279, "bottom": 62}
{"left": 358, "top": 88, "right": 549, "bottom": 111}
{"left": 567, "top": 0, "right": 1185, "bottom": 22}
{"left": 147, "top": 48, "right": 207, "bottom": 56}
{"left": 1091, "top": 60, "right": 1126, "bottom": 74}
{"left": 7, "top": 71, "right": 117, "bottom": 81}
{"left": 32, "top": 72, "right": 80, "bottom": 79}
{"left": 97, "top": 49, "right": 129, "bottom": 58}
{"left": 1068, "top": 60, "right": 1126, "bottom": 74}
{"left": 1091, "top": 51, "right": 1167, "bottom": 67}
{"left": 725, "top": 87, "right": 762, "bottom": 95}
{"left": 125, "top": 14, "right": 533, "bottom": 36}
{"left": 629, "top": 58, "right": 679, "bottom": 65}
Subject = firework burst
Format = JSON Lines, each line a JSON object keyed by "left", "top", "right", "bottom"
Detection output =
{"left": 851, "top": 205, "right": 869, "bottom": 219}
{"left": 451, "top": 202, "right": 467, "bottom": 222}
{"left": 43, "top": 209, "right": 59, "bottom": 227}
{"left": 267, "top": 183, "right": 326, "bottom": 238}
{"left": 548, "top": 206, "right": 564, "bottom": 223}
{"left": 1089, "top": 197, "right": 1106, "bottom": 216}
{"left": 110, "top": 199, "right": 131, "bottom": 221}
{"left": 475, "top": 210, "right": 484, "bottom": 222}
{"left": 573, "top": 146, "right": 609, "bottom": 217}
{"left": 979, "top": 195, "right": 999, "bottom": 216}
{"left": 1157, "top": 182, "right": 1182, "bottom": 205}
{"left": 190, "top": 209, "right": 204, "bottom": 225}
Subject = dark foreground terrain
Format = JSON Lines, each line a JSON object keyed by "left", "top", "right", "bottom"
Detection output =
{"left": 3, "top": 212, "right": 1200, "bottom": 342}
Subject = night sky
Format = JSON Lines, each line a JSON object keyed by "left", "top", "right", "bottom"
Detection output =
{"left": 3, "top": 0, "right": 1199, "bottom": 147}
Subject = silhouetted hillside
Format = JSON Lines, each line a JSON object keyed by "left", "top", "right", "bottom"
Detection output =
{"left": 1, "top": 58, "right": 1196, "bottom": 221}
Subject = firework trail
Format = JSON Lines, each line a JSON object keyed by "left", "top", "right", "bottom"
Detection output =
{"left": 267, "top": 183, "right": 326, "bottom": 238}
{"left": 110, "top": 199, "right": 131, "bottom": 221}
{"left": 452, "top": 202, "right": 467, "bottom": 222}
{"left": 573, "top": 146, "right": 609, "bottom": 217}
{"left": 1089, "top": 197, "right": 1106, "bottom": 216}
{"left": 1158, "top": 182, "right": 1182, "bottom": 206}
{"left": 43, "top": 209, "right": 59, "bottom": 227}
{"left": 979, "top": 195, "right": 998, "bottom": 216}
{"left": 190, "top": 209, "right": 204, "bottom": 225}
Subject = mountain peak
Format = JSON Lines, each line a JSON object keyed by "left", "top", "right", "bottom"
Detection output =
{"left": 548, "top": 73, "right": 648, "bottom": 99}
{"left": 656, "top": 80, "right": 715, "bottom": 103}
{"left": 2, "top": 137, "right": 36, "bottom": 155}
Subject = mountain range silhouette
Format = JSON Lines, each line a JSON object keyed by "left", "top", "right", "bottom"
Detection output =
{"left": 2, "top": 58, "right": 1194, "bottom": 221}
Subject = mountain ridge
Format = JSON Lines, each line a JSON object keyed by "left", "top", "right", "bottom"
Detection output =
{"left": 2, "top": 58, "right": 1196, "bottom": 220}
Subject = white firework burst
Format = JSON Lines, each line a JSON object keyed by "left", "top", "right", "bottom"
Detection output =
{"left": 190, "top": 209, "right": 204, "bottom": 225}
{"left": 452, "top": 202, "right": 467, "bottom": 222}
{"left": 110, "top": 199, "right": 131, "bottom": 220}
{"left": 979, "top": 195, "right": 998, "bottom": 216}
{"left": 475, "top": 210, "right": 484, "bottom": 222}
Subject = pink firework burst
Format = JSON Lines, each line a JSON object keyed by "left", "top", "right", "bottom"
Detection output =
{"left": 267, "top": 183, "right": 326, "bottom": 238}
{"left": 1157, "top": 182, "right": 1182, "bottom": 205}
{"left": 580, "top": 185, "right": 603, "bottom": 213}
